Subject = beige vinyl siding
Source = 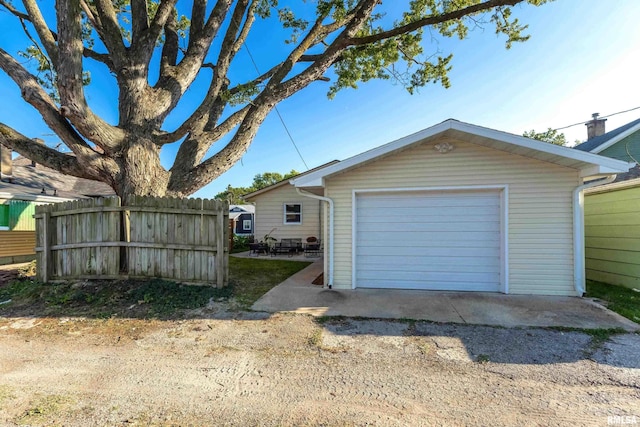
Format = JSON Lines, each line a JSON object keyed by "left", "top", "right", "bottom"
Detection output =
{"left": 325, "top": 137, "right": 579, "bottom": 295}
{"left": 0, "top": 230, "right": 36, "bottom": 264}
{"left": 584, "top": 184, "right": 640, "bottom": 289}
{"left": 251, "top": 184, "right": 324, "bottom": 242}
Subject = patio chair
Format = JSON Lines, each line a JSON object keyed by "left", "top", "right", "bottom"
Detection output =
{"left": 304, "top": 236, "right": 321, "bottom": 257}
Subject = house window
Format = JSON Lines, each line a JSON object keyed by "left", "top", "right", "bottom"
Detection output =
{"left": 284, "top": 203, "right": 302, "bottom": 224}
{"left": 242, "top": 219, "right": 252, "bottom": 231}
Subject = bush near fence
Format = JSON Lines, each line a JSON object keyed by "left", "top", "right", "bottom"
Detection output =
{"left": 35, "top": 196, "right": 229, "bottom": 287}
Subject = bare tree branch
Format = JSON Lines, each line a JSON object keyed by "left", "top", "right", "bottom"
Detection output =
{"left": 56, "top": 0, "right": 125, "bottom": 150}
{"left": 92, "top": 0, "right": 127, "bottom": 59}
{"left": 130, "top": 0, "right": 149, "bottom": 42}
{"left": 191, "top": 0, "right": 207, "bottom": 36}
{"left": 156, "top": 0, "right": 231, "bottom": 94}
{"left": 0, "top": 48, "right": 95, "bottom": 154}
{"left": 133, "top": 0, "right": 178, "bottom": 61}
{"left": 21, "top": 0, "right": 59, "bottom": 68}
{"left": 160, "top": 8, "right": 179, "bottom": 69}
{"left": 0, "top": 123, "right": 118, "bottom": 184}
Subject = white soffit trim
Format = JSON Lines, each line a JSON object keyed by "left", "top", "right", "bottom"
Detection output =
{"left": 291, "top": 120, "right": 634, "bottom": 188}
{"left": 590, "top": 122, "right": 640, "bottom": 154}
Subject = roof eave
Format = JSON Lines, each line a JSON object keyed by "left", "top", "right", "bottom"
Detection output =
{"left": 292, "top": 119, "right": 634, "bottom": 188}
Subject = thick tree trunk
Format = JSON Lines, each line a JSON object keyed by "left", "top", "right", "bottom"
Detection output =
{"left": 113, "top": 136, "right": 171, "bottom": 199}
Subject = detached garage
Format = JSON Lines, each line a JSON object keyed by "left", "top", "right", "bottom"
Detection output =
{"left": 291, "top": 120, "right": 633, "bottom": 296}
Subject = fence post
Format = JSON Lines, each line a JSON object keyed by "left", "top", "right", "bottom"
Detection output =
{"left": 216, "top": 203, "right": 225, "bottom": 288}
{"left": 41, "top": 211, "right": 51, "bottom": 283}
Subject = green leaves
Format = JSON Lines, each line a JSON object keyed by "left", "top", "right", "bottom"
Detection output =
{"left": 17, "top": 46, "right": 58, "bottom": 101}
{"left": 523, "top": 128, "right": 568, "bottom": 146}
{"left": 278, "top": 7, "right": 309, "bottom": 44}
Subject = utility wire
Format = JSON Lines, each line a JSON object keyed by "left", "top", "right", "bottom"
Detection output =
{"left": 244, "top": 44, "right": 309, "bottom": 170}
{"left": 554, "top": 106, "right": 640, "bottom": 132}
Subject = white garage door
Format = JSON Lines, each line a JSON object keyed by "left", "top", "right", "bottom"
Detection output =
{"left": 355, "top": 189, "right": 502, "bottom": 292}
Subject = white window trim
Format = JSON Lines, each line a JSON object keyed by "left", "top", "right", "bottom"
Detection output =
{"left": 283, "top": 202, "right": 302, "bottom": 225}
{"left": 242, "top": 219, "right": 252, "bottom": 231}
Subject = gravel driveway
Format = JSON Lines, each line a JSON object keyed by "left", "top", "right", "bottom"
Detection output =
{"left": 0, "top": 305, "right": 638, "bottom": 426}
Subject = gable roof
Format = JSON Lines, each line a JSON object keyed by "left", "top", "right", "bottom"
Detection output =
{"left": 229, "top": 204, "right": 255, "bottom": 220}
{"left": 292, "top": 119, "right": 634, "bottom": 189}
{"left": 242, "top": 160, "right": 340, "bottom": 200}
{"left": 4, "top": 156, "right": 115, "bottom": 197}
{"left": 574, "top": 117, "right": 640, "bottom": 153}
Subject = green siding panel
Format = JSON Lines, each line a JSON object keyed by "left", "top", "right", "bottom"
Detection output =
{"left": 599, "top": 132, "right": 640, "bottom": 162}
{"left": 9, "top": 201, "right": 36, "bottom": 231}
{"left": 0, "top": 204, "right": 8, "bottom": 227}
{"left": 585, "top": 186, "right": 640, "bottom": 289}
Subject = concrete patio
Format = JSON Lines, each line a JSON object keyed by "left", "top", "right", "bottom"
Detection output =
{"left": 251, "top": 259, "right": 639, "bottom": 331}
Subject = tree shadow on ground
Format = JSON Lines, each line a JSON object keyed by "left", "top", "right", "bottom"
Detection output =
{"left": 317, "top": 317, "right": 640, "bottom": 370}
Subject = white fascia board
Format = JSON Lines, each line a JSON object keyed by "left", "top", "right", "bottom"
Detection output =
{"left": 590, "top": 123, "right": 640, "bottom": 153}
{"left": 451, "top": 121, "right": 634, "bottom": 172}
{"left": 579, "top": 163, "right": 636, "bottom": 178}
{"left": 0, "top": 191, "right": 74, "bottom": 203}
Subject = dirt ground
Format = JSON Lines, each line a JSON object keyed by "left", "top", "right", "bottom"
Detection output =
{"left": 1, "top": 299, "right": 639, "bottom": 427}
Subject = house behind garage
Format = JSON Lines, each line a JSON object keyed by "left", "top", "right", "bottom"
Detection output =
{"left": 574, "top": 114, "right": 640, "bottom": 289}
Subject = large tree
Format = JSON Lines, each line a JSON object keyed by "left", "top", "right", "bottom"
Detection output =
{"left": 0, "top": 0, "right": 548, "bottom": 199}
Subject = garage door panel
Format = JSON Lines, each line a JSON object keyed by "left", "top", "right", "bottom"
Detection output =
{"left": 357, "top": 221, "right": 500, "bottom": 233}
{"left": 357, "top": 194, "right": 499, "bottom": 209}
{"left": 358, "top": 269, "right": 499, "bottom": 283}
{"left": 357, "top": 245, "right": 499, "bottom": 257}
{"left": 358, "top": 230, "right": 500, "bottom": 245}
{"left": 357, "top": 205, "right": 500, "bottom": 219}
{"left": 360, "top": 280, "right": 499, "bottom": 291}
{"left": 355, "top": 190, "right": 502, "bottom": 292}
{"left": 357, "top": 254, "right": 500, "bottom": 267}
{"left": 357, "top": 258, "right": 500, "bottom": 273}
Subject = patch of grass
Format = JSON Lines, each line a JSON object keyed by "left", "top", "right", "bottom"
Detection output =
{"left": 0, "top": 257, "right": 310, "bottom": 318}
{"left": 16, "top": 394, "right": 74, "bottom": 423}
{"left": 546, "top": 326, "right": 627, "bottom": 351}
{"left": 0, "top": 385, "right": 14, "bottom": 403}
{"left": 476, "top": 354, "right": 490, "bottom": 364}
{"left": 586, "top": 280, "right": 640, "bottom": 324}
{"left": 308, "top": 328, "right": 323, "bottom": 347}
{"left": 228, "top": 257, "right": 311, "bottom": 309}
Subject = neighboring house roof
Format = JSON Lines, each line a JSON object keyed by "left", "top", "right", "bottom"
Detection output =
{"left": 4, "top": 156, "right": 115, "bottom": 197}
{"left": 229, "top": 204, "right": 255, "bottom": 220}
{"left": 230, "top": 204, "right": 255, "bottom": 213}
{"left": 242, "top": 160, "right": 340, "bottom": 200}
{"left": 292, "top": 119, "right": 634, "bottom": 188}
{"left": 574, "top": 117, "right": 640, "bottom": 153}
{"left": 0, "top": 180, "right": 79, "bottom": 203}
{"left": 572, "top": 117, "right": 640, "bottom": 184}
{"left": 585, "top": 176, "right": 640, "bottom": 195}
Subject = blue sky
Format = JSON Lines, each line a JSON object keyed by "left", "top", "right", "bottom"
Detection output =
{"left": 1, "top": 0, "right": 639, "bottom": 198}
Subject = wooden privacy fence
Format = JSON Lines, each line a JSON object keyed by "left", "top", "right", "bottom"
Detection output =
{"left": 35, "top": 196, "right": 229, "bottom": 287}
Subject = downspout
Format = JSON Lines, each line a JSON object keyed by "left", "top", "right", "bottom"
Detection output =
{"left": 295, "top": 187, "right": 334, "bottom": 289}
{"left": 573, "top": 174, "right": 617, "bottom": 296}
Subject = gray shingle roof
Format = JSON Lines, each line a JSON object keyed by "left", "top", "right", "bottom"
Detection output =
{"left": 574, "top": 117, "right": 640, "bottom": 152}
{"left": 3, "top": 156, "right": 115, "bottom": 198}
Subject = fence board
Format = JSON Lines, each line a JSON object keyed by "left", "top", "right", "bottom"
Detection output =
{"left": 35, "top": 196, "right": 228, "bottom": 286}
